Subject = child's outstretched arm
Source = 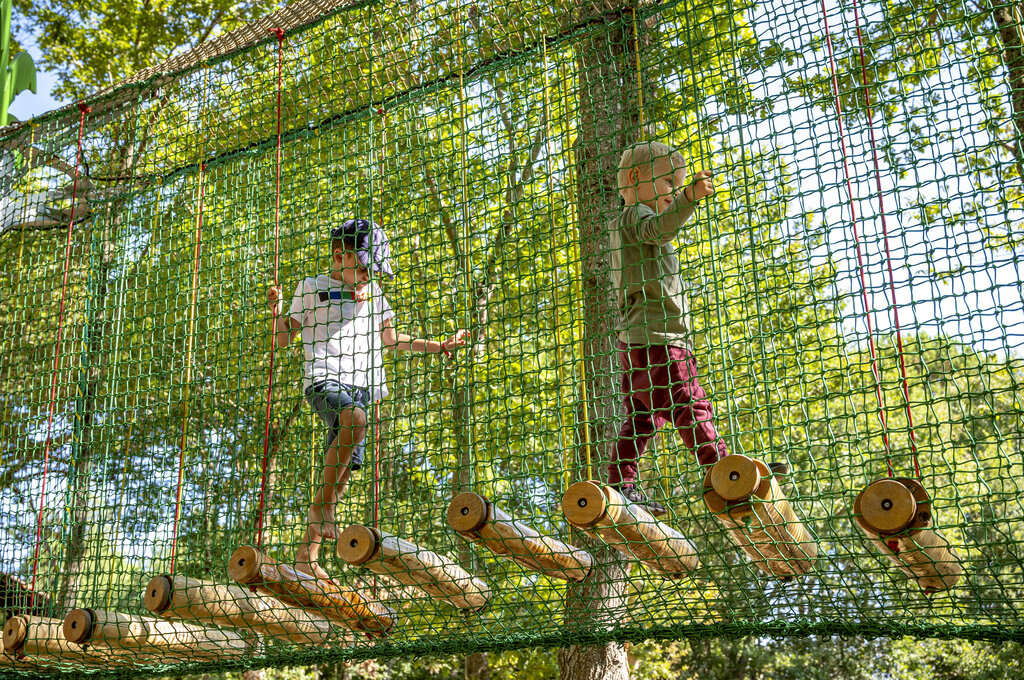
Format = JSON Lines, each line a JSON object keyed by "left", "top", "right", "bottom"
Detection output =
{"left": 381, "top": 318, "right": 469, "bottom": 356}
{"left": 267, "top": 285, "right": 301, "bottom": 348}
{"left": 633, "top": 169, "right": 716, "bottom": 245}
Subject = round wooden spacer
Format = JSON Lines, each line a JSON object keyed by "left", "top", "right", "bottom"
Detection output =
{"left": 709, "top": 455, "right": 761, "bottom": 501}
{"left": 338, "top": 524, "right": 380, "bottom": 565}
{"left": 143, "top": 575, "right": 173, "bottom": 613}
{"left": 447, "top": 492, "right": 490, "bottom": 533}
{"left": 562, "top": 481, "right": 608, "bottom": 529}
{"left": 2, "top": 616, "right": 28, "bottom": 654}
{"left": 227, "top": 545, "right": 263, "bottom": 584}
{"left": 62, "top": 608, "right": 95, "bottom": 645}
{"left": 857, "top": 479, "right": 917, "bottom": 534}
{"left": 899, "top": 478, "right": 934, "bottom": 527}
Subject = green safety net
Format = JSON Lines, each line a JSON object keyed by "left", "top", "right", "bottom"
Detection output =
{"left": 1, "top": 0, "right": 1023, "bottom": 675}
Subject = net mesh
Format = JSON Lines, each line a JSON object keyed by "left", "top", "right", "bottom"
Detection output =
{"left": 2, "top": 0, "right": 1023, "bottom": 675}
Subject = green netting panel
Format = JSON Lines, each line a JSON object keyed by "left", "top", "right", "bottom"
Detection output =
{"left": 1, "top": 0, "right": 1023, "bottom": 676}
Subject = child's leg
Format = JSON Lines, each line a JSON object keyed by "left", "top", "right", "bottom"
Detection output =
{"left": 611, "top": 343, "right": 671, "bottom": 486}
{"left": 664, "top": 348, "right": 728, "bottom": 466}
{"left": 611, "top": 397, "right": 664, "bottom": 485}
{"left": 295, "top": 383, "right": 367, "bottom": 579}
{"left": 307, "top": 405, "right": 367, "bottom": 536}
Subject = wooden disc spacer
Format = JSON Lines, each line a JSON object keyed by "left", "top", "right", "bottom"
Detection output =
{"left": 562, "top": 481, "right": 608, "bottom": 529}
{"left": 143, "top": 575, "right": 173, "bottom": 613}
{"left": 338, "top": 524, "right": 381, "bottom": 565}
{"left": 62, "top": 608, "right": 95, "bottom": 645}
{"left": 227, "top": 545, "right": 263, "bottom": 584}
{"left": 447, "top": 492, "right": 490, "bottom": 533}
{"left": 2, "top": 616, "right": 28, "bottom": 654}
{"left": 709, "top": 455, "right": 761, "bottom": 502}
{"left": 856, "top": 479, "right": 917, "bottom": 534}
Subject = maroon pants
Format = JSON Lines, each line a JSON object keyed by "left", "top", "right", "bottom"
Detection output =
{"left": 610, "top": 342, "right": 728, "bottom": 485}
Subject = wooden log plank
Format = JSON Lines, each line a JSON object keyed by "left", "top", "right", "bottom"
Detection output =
{"left": 853, "top": 477, "right": 963, "bottom": 592}
{"left": 338, "top": 525, "right": 491, "bottom": 610}
{"left": 145, "top": 574, "right": 337, "bottom": 644}
{"left": 562, "top": 481, "right": 698, "bottom": 578}
{"left": 63, "top": 608, "right": 250, "bottom": 658}
{"left": 2, "top": 615, "right": 129, "bottom": 667}
{"left": 703, "top": 455, "right": 818, "bottom": 578}
{"left": 448, "top": 492, "right": 593, "bottom": 582}
{"left": 227, "top": 545, "right": 394, "bottom": 636}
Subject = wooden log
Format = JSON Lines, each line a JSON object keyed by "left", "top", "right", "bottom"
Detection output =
{"left": 447, "top": 492, "right": 593, "bottom": 582}
{"left": 338, "top": 524, "right": 491, "bottom": 610}
{"left": 63, "top": 608, "right": 250, "bottom": 658}
{"left": 2, "top": 615, "right": 126, "bottom": 667}
{"left": 562, "top": 481, "right": 699, "bottom": 578}
{"left": 144, "top": 574, "right": 336, "bottom": 645}
{"left": 703, "top": 455, "right": 818, "bottom": 579}
{"left": 227, "top": 545, "right": 394, "bottom": 636}
{"left": 853, "top": 477, "right": 963, "bottom": 592}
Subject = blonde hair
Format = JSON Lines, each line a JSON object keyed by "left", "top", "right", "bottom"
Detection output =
{"left": 616, "top": 141, "right": 685, "bottom": 196}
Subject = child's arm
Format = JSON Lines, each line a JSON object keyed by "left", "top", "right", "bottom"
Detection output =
{"left": 633, "top": 169, "right": 715, "bottom": 245}
{"left": 380, "top": 318, "right": 470, "bottom": 355}
{"left": 267, "top": 285, "right": 301, "bottom": 348}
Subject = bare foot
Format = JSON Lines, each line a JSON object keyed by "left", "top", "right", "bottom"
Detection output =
{"left": 307, "top": 502, "right": 338, "bottom": 541}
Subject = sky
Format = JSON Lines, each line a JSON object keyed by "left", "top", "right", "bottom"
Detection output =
{"left": 6, "top": 35, "right": 64, "bottom": 121}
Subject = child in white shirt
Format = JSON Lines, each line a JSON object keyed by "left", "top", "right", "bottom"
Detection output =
{"left": 267, "top": 218, "right": 468, "bottom": 579}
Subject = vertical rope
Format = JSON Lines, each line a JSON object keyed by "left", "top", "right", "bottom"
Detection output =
{"left": 850, "top": 0, "right": 920, "bottom": 479}
{"left": 562, "top": 43, "right": 593, "bottom": 482}
{"left": 170, "top": 161, "right": 206, "bottom": 574}
{"left": 367, "top": 1, "right": 382, "bottom": 594}
{"left": 31, "top": 102, "right": 90, "bottom": 594}
{"left": 678, "top": 0, "right": 744, "bottom": 463}
{"left": 723, "top": 0, "right": 775, "bottom": 462}
{"left": 256, "top": 27, "right": 286, "bottom": 548}
{"left": 372, "top": 107, "right": 386, "bottom": 551}
{"left": 16, "top": 124, "right": 36, "bottom": 268}
{"left": 632, "top": 9, "right": 644, "bottom": 137}
{"left": 455, "top": 3, "right": 477, "bottom": 489}
{"left": 542, "top": 45, "right": 571, "bottom": 492}
{"left": 819, "top": 0, "right": 895, "bottom": 477}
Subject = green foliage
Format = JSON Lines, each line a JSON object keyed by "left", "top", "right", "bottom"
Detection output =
{"left": 1, "top": 0, "right": 1024, "bottom": 677}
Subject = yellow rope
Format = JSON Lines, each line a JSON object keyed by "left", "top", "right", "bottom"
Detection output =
{"left": 560, "top": 45, "right": 594, "bottom": 482}
{"left": 542, "top": 46, "right": 572, "bottom": 492}
{"left": 107, "top": 416, "right": 133, "bottom": 609}
{"left": 633, "top": 9, "right": 645, "bottom": 137}
{"left": 456, "top": 6, "right": 475, "bottom": 488}
{"left": 173, "top": 68, "right": 211, "bottom": 560}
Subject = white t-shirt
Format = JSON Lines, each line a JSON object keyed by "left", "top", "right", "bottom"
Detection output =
{"left": 287, "top": 275, "right": 395, "bottom": 398}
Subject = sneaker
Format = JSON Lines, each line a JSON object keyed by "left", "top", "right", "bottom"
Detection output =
{"left": 768, "top": 461, "right": 790, "bottom": 476}
{"left": 616, "top": 484, "right": 668, "bottom": 517}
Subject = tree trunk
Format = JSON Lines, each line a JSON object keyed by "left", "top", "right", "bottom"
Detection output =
{"left": 54, "top": 117, "right": 147, "bottom": 610}
{"left": 465, "top": 652, "right": 492, "bottom": 680}
{"left": 991, "top": 1, "right": 1024, "bottom": 177}
{"left": 56, "top": 216, "right": 111, "bottom": 610}
{"left": 560, "top": 4, "right": 644, "bottom": 680}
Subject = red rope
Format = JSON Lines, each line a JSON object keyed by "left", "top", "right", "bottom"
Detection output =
{"left": 170, "top": 163, "right": 206, "bottom": 574}
{"left": 256, "top": 28, "right": 286, "bottom": 548}
{"left": 850, "top": 0, "right": 921, "bottom": 479}
{"left": 819, "top": 0, "right": 895, "bottom": 478}
{"left": 371, "top": 107, "right": 386, "bottom": 598}
{"left": 31, "top": 102, "right": 90, "bottom": 593}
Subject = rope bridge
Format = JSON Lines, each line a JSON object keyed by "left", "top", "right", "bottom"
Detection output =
{"left": 1, "top": 0, "right": 1023, "bottom": 675}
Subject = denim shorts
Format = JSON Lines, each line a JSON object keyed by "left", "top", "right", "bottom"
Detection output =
{"left": 304, "top": 381, "right": 371, "bottom": 471}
